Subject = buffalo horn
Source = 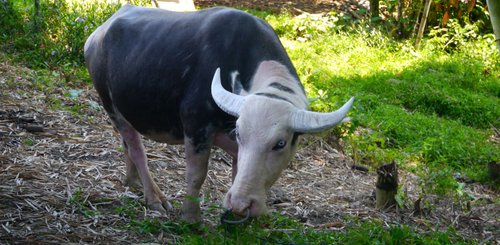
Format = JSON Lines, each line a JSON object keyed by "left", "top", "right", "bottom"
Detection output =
{"left": 211, "top": 68, "right": 245, "bottom": 117}
{"left": 290, "top": 97, "right": 355, "bottom": 133}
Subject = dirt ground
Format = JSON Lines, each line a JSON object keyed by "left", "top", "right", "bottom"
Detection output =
{"left": 194, "top": 0, "right": 370, "bottom": 15}
{"left": 0, "top": 1, "right": 499, "bottom": 244}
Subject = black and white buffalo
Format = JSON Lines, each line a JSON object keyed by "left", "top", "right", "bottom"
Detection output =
{"left": 84, "top": 5, "right": 354, "bottom": 222}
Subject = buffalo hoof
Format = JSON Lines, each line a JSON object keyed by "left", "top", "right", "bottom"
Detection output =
{"left": 148, "top": 200, "right": 173, "bottom": 214}
{"left": 145, "top": 183, "right": 173, "bottom": 214}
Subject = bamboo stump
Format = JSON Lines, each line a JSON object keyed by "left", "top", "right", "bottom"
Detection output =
{"left": 376, "top": 161, "right": 398, "bottom": 209}
{"left": 489, "top": 161, "right": 499, "bottom": 180}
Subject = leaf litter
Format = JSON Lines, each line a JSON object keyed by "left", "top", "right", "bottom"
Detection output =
{"left": 0, "top": 59, "right": 498, "bottom": 243}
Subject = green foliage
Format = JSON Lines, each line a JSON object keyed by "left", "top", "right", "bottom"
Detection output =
{"left": 113, "top": 196, "right": 144, "bottom": 219}
{"left": 378, "top": 0, "right": 423, "bottom": 38}
{"left": 0, "top": 0, "right": 151, "bottom": 68}
{"left": 266, "top": 12, "right": 345, "bottom": 41}
{"left": 69, "top": 188, "right": 99, "bottom": 217}
{"left": 335, "top": 219, "right": 468, "bottom": 245}
{"left": 269, "top": 12, "right": 499, "bottom": 189}
{"left": 84, "top": 194, "right": 471, "bottom": 243}
{"left": 109, "top": 207, "right": 470, "bottom": 244}
{"left": 49, "top": 189, "right": 474, "bottom": 243}
{"left": 417, "top": 166, "right": 475, "bottom": 200}
{"left": 428, "top": 19, "right": 482, "bottom": 52}
{"left": 376, "top": 0, "right": 492, "bottom": 40}
{"left": 305, "top": 15, "right": 497, "bottom": 192}
{"left": 395, "top": 185, "right": 406, "bottom": 208}
{"left": 22, "top": 138, "right": 35, "bottom": 146}
{"left": 367, "top": 105, "right": 498, "bottom": 169}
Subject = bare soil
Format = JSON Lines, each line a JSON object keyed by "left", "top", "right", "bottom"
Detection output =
{"left": 0, "top": 2, "right": 499, "bottom": 242}
{"left": 194, "top": 0, "right": 369, "bottom": 15}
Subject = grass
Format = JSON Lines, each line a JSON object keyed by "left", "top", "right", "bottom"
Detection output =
{"left": 1, "top": 1, "right": 499, "bottom": 243}
{"left": 264, "top": 16, "right": 500, "bottom": 187}
{"left": 70, "top": 195, "right": 469, "bottom": 244}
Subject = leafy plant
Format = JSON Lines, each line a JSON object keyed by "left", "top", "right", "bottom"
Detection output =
{"left": 266, "top": 12, "right": 343, "bottom": 41}
{"left": 22, "top": 138, "right": 35, "bottom": 146}
{"left": 428, "top": 19, "right": 480, "bottom": 52}
{"left": 113, "top": 196, "right": 143, "bottom": 219}
{"left": 68, "top": 188, "right": 99, "bottom": 217}
{"left": 0, "top": 0, "right": 154, "bottom": 68}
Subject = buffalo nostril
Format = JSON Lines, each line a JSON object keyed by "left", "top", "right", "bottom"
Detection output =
{"left": 226, "top": 193, "right": 232, "bottom": 208}
{"left": 249, "top": 199, "right": 255, "bottom": 208}
{"left": 233, "top": 200, "right": 253, "bottom": 216}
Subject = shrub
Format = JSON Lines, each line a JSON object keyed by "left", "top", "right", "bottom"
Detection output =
{"left": 266, "top": 12, "right": 343, "bottom": 41}
{"left": 0, "top": 0, "right": 151, "bottom": 68}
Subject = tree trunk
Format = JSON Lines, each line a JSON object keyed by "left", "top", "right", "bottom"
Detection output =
{"left": 34, "top": 0, "right": 40, "bottom": 32}
{"left": 152, "top": 0, "right": 159, "bottom": 8}
{"left": 397, "top": 0, "right": 404, "bottom": 38}
{"left": 415, "top": 0, "right": 432, "bottom": 49}
{"left": 412, "top": 0, "right": 423, "bottom": 38}
{"left": 487, "top": 0, "right": 500, "bottom": 53}
{"left": 370, "top": 0, "right": 379, "bottom": 19}
{"left": 375, "top": 161, "right": 398, "bottom": 209}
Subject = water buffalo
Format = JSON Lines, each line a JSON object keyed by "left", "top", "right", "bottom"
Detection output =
{"left": 84, "top": 5, "right": 354, "bottom": 222}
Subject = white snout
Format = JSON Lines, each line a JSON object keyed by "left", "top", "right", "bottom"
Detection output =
{"left": 224, "top": 191, "right": 267, "bottom": 217}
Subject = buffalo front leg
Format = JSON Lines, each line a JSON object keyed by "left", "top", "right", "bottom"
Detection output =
{"left": 119, "top": 124, "right": 172, "bottom": 213}
{"left": 182, "top": 137, "right": 210, "bottom": 222}
{"left": 213, "top": 132, "right": 238, "bottom": 182}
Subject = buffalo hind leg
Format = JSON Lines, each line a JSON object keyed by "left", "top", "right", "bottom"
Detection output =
{"left": 119, "top": 123, "right": 172, "bottom": 213}
{"left": 182, "top": 137, "right": 210, "bottom": 222}
{"left": 123, "top": 139, "right": 142, "bottom": 189}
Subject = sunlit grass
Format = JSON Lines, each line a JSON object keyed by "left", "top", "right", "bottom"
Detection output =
{"left": 272, "top": 20, "right": 499, "bottom": 186}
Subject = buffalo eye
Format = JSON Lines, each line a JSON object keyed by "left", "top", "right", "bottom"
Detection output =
{"left": 272, "top": 139, "right": 287, "bottom": 151}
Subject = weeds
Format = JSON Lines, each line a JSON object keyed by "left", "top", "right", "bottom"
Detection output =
{"left": 22, "top": 138, "right": 35, "bottom": 146}
{"left": 0, "top": 0, "right": 149, "bottom": 68}
{"left": 67, "top": 190, "right": 471, "bottom": 243}
{"left": 69, "top": 188, "right": 99, "bottom": 218}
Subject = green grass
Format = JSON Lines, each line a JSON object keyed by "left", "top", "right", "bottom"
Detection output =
{"left": 90, "top": 196, "right": 470, "bottom": 244}
{"left": 264, "top": 16, "right": 500, "bottom": 188}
